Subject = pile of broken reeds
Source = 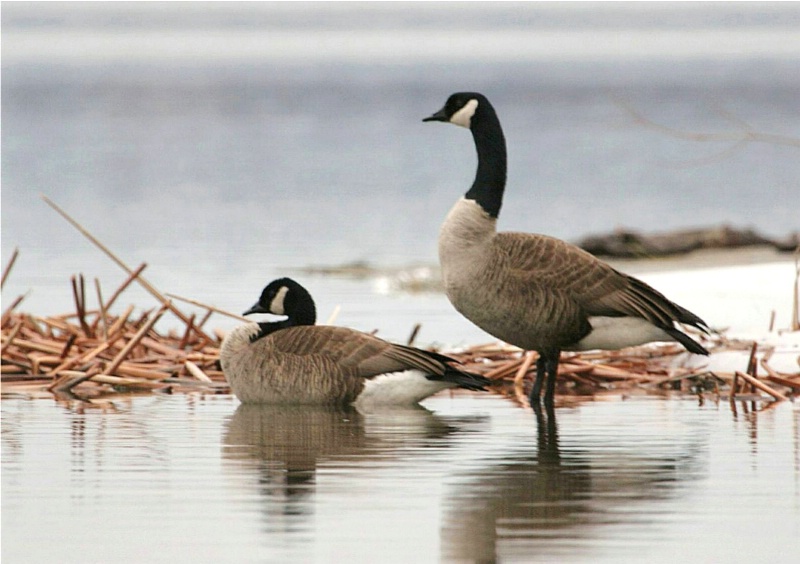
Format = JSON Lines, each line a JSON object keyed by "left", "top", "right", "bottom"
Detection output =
{"left": 442, "top": 336, "right": 798, "bottom": 408}
{"left": 3, "top": 289, "right": 797, "bottom": 405}
{"left": 1, "top": 273, "right": 233, "bottom": 400}
{"left": 2, "top": 195, "right": 799, "bottom": 406}
{"left": 0, "top": 197, "right": 247, "bottom": 401}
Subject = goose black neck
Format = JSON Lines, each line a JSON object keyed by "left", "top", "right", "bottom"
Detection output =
{"left": 251, "top": 287, "right": 317, "bottom": 342}
{"left": 285, "top": 294, "right": 317, "bottom": 327}
{"left": 466, "top": 104, "right": 507, "bottom": 219}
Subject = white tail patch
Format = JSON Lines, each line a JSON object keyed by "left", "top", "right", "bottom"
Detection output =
{"left": 269, "top": 286, "right": 289, "bottom": 315}
{"left": 450, "top": 98, "right": 478, "bottom": 128}
{"left": 353, "top": 370, "right": 453, "bottom": 408}
{"left": 572, "top": 316, "right": 675, "bottom": 351}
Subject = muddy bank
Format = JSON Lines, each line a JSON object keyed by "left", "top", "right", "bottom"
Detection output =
{"left": 578, "top": 225, "right": 798, "bottom": 259}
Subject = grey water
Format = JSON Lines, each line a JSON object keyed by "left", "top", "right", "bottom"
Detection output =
{"left": 2, "top": 5, "right": 800, "bottom": 561}
{"left": 2, "top": 394, "right": 799, "bottom": 563}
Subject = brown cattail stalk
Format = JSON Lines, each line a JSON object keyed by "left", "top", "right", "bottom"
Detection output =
{"left": 184, "top": 361, "right": 213, "bottom": 383}
{"left": 103, "top": 262, "right": 147, "bottom": 313}
{"left": 1, "top": 294, "right": 27, "bottom": 327}
{"left": 735, "top": 371, "right": 789, "bottom": 402}
{"left": 514, "top": 351, "right": 537, "bottom": 386}
{"left": 1, "top": 247, "right": 19, "bottom": 290}
{"left": 94, "top": 278, "right": 108, "bottom": 341}
{"left": 41, "top": 195, "right": 213, "bottom": 342}
{"left": 104, "top": 303, "right": 170, "bottom": 375}
{"left": 164, "top": 292, "right": 250, "bottom": 323}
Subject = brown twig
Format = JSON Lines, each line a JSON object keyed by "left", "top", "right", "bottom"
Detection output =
{"left": 735, "top": 371, "right": 789, "bottom": 402}
{"left": 1, "top": 294, "right": 27, "bottom": 328}
{"left": 760, "top": 359, "right": 800, "bottom": 391}
{"left": 195, "top": 309, "right": 214, "bottom": 331}
{"left": 514, "top": 351, "right": 537, "bottom": 386}
{"left": 746, "top": 342, "right": 759, "bottom": 377}
{"left": 103, "top": 262, "right": 147, "bottom": 313}
{"left": 178, "top": 314, "right": 196, "bottom": 350}
{"left": 163, "top": 292, "right": 250, "bottom": 323}
{"left": 41, "top": 195, "right": 214, "bottom": 342}
{"left": 94, "top": 278, "right": 108, "bottom": 341}
{"left": 1, "top": 247, "right": 19, "bottom": 290}
{"left": 104, "top": 303, "right": 170, "bottom": 375}
{"left": 406, "top": 323, "right": 422, "bottom": 347}
{"left": 71, "top": 275, "right": 92, "bottom": 337}
{"left": 107, "top": 305, "right": 134, "bottom": 337}
{"left": 184, "top": 361, "right": 213, "bottom": 383}
{"left": 615, "top": 96, "right": 800, "bottom": 149}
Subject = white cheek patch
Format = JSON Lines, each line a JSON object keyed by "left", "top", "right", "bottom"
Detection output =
{"left": 269, "top": 286, "right": 289, "bottom": 315}
{"left": 450, "top": 98, "right": 478, "bottom": 128}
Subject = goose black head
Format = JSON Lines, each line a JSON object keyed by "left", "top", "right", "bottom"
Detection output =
{"left": 244, "top": 278, "right": 316, "bottom": 325}
{"left": 423, "top": 92, "right": 487, "bottom": 129}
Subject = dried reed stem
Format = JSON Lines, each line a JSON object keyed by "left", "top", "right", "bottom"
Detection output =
{"left": 178, "top": 314, "right": 196, "bottom": 350}
{"left": 406, "top": 323, "right": 422, "bottom": 346}
{"left": 59, "top": 334, "right": 77, "bottom": 359}
{"left": 484, "top": 356, "right": 524, "bottom": 380}
{"left": 164, "top": 292, "right": 250, "bottom": 322}
{"left": 615, "top": 96, "right": 800, "bottom": 148}
{"left": 107, "top": 305, "right": 135, "bottom": 336}
{"left": 1, "top": 247, "right": 19, "bottom": 290}
{"left": 103, "top": 262, "right": 147, "bottom": 313}
{"left": 71, "top": 275, "right": 92, "bottom": 337}
{"left": 514, "top": 351, "right": 537, "bottom": 386}
{"left": 325, "top": 304, "right": 341, "bottom": 326}
{"left": 94, "top": 278, "right": 108, "bottom": 341}
{"left": 41, "top": 195, "right": 212, "bottom": 341}
{"left": 735, "top": 371, "right": 789, "bottom": 402}
{"left": 184, "top": 361, "right": 213, "bottom": 383}
{"left": 89, "top": 374, "right": 167, "bottom": 389}
{"left": 760, "top": 359, "right": 800, "bottom": 390}
{"left": 1, "top": 294, "right": 27, "bottom": 327}
{"left": 46, "top": 339, "right": 116, "bottom": 379}
{"left": 746, "top": 342, "right": 758, "bottom": 376}
{"left": 105, "top": 303, "right": 170, "bottom": 375}
{"left": 3, "top": 320, "right": 24, "bottom": 349}
{"left": 50, "top": 371, "right": 96, "bottom": 395}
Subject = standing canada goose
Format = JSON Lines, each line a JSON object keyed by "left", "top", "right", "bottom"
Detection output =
{"left": 423, "top": 92, "right": 710, "bottom": 406}
{"left": 219, "top": 278, "right": 490, "bottom": 406}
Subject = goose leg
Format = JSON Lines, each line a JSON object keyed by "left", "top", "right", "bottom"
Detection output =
{"left": 529, "top": 355, "right": 547, "bottom": 406}
{"left": 543, "top": 352, "right": 560, "bottom": 407}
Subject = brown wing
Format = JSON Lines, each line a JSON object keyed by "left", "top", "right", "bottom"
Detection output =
{"left": 264, "top": 325, "right": 450, "bottom": 379}
{"left": 494, "top": 232, "right": 708, "bottom": 331}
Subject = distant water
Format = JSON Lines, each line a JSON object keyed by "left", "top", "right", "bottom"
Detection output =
{"left": 2, "top": 3, "right": 799, "bottom": 337}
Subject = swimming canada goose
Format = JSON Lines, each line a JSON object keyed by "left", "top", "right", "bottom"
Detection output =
{"left": 219, "top": 278, "right": 490, "bottom": 406}
{"left": 423, "top": 92, "right": 710, "bottom": 406}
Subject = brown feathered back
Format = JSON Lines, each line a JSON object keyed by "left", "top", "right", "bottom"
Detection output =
{"left": 220, "top": 323, "right": 488, "bottom": 405}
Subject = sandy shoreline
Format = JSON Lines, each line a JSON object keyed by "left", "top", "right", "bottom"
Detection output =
{"left": 606, "top": 245, "right": 796, "bottom": 275}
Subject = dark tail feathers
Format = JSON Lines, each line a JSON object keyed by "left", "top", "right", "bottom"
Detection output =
{"left": 427, "top": 366, "right": 491, "bottom": 391}
{"left": 664, "top": 326, "right": 709, "bottom": 355}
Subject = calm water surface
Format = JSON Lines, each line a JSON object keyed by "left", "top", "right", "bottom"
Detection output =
{"left": 2, "top": 393, "right": 798, "bottom": 563}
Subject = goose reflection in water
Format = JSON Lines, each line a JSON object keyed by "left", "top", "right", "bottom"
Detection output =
{"left": 222, "top": 401, "right": 489, "bottom": 526}
{"left": 440, "top": 404, "right": 703, "bottom": 562}
{"left": 223, "top": 405, "right": 366, "bottom": 519}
